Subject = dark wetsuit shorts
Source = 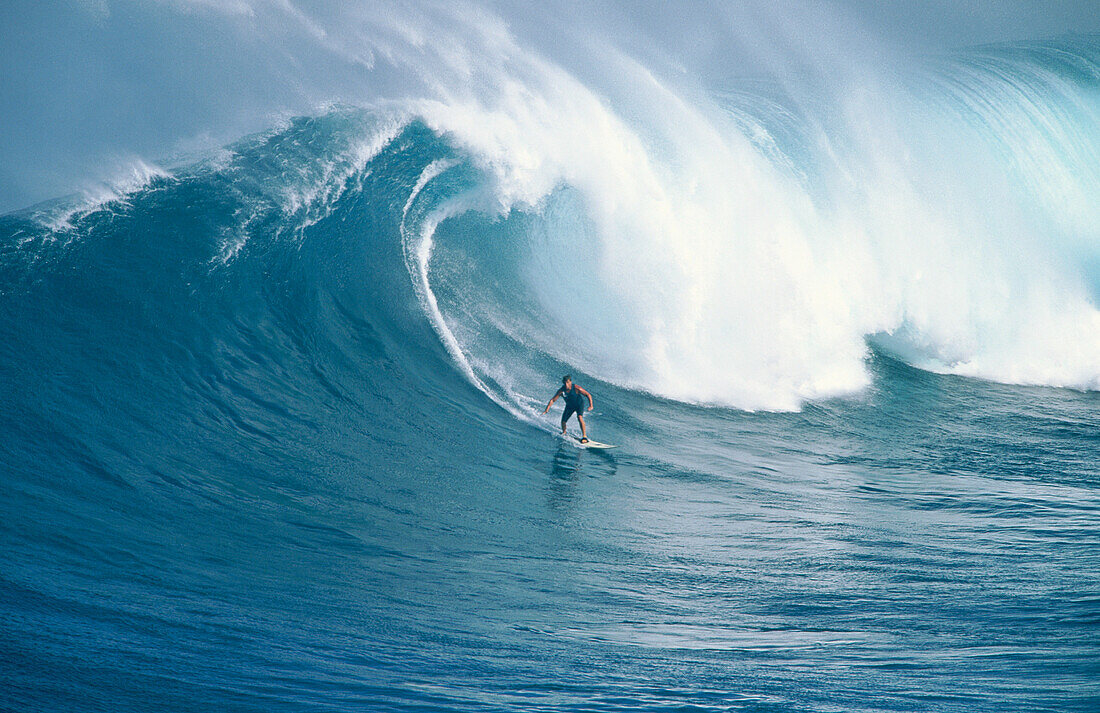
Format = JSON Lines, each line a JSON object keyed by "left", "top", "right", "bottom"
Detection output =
{"left": 562, "top": 403, "right": 582, "bottom": 424}
{"left": 561, "top": 387, "right": 586, "bottom": 424}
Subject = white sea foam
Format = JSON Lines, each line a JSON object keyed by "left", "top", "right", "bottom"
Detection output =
{"left": 396, "top": 17, "right": 1100, "bottom": 410}
{"left": 36, "top": 159, "right": 172, "bottom": 233}
{"left": 278, "top": 113, "right": 406, "bottom": 232}
{"left": 212, "top": 112, "right": 407, "bottom": 264}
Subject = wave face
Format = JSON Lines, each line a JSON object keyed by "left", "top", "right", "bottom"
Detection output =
{"left": 2, "top": 9, "right": 1100, "bottom": 713}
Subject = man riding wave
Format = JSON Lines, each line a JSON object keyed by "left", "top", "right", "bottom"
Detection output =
{"left": 543, "top": 374, "right": 593, "bottom": 443}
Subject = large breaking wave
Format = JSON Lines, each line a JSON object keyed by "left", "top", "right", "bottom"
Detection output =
{"left": 5, "top": 10, "right": 1100, "bottom": 712}
{"left": 5, "top": 33, "right": 1100, "bottom": 413}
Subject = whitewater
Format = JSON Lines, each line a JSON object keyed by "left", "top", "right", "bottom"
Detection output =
{"left": 2, "top": 2, "right": 1099, "bottom": 711}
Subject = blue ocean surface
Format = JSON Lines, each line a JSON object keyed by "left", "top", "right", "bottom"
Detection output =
{"left": 2, "top": 14, "right": 1100, "bottom": 713}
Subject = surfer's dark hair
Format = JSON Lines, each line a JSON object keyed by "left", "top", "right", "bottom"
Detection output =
{"left": 562, "top": 374, "right": 572, "bottom": 384}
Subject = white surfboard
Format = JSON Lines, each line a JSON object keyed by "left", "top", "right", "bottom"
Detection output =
{"left": 573, "top": 436, "right": 617, "bottom": 449}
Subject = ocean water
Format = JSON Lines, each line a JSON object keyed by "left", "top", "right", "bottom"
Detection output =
{"left": 2, "top": 15, "right": 1100, "bottom": 713}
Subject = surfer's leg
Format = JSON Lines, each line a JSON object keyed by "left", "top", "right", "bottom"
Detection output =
{"left": 561, "top": 406, "right": 576, "bottom": 434}
{"left": 577, "top": 413, "right": 588, "bottom": 441}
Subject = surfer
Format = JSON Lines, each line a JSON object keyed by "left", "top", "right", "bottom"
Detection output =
{"left": 543, "top": 375, "right": 593, "bottom": 443}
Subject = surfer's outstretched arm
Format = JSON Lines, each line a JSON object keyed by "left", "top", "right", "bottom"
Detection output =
{"left": 542, "top": 388, "right": 564, "bottom": 414}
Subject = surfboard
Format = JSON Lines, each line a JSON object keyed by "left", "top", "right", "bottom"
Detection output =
{"left": 573, "top": 436, "right": 617, "bottom": 449}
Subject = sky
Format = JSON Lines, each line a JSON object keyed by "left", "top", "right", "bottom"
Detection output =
{"left": 1, "top": 0, "right": 1098, "bottom": 213}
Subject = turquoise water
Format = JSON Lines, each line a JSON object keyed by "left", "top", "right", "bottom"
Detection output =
{"left": 3, "top": 36, "right": 1100, "bottom": 712}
